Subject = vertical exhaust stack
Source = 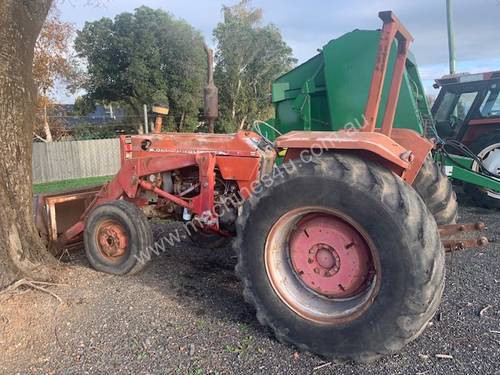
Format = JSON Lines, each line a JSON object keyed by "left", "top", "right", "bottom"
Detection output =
{"left": 204, "top": 45, "right": 218, "bottom": 133}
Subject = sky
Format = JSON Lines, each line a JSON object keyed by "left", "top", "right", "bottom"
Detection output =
{"left": 57, "top": 0, "right": 500, "bottom": 102}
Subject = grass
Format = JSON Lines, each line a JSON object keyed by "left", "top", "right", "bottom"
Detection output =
{"left": 33, "top": 175, "right": 112, "bottom": 194}
{"left": 224, "top": 335, "right": 256, "bottom": 358}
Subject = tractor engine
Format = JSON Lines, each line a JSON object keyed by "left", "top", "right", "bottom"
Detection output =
{"left": 140, "top": 166, "right": 240, "bottom": 233}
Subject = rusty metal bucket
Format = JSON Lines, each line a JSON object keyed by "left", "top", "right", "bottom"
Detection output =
{"left": 33, "top": 185, "right": 102, "bottom": 256}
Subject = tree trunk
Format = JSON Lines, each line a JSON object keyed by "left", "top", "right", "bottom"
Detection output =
{"left": 239, "top": 115, "right": 247, "bottom": 130}
{"left": 231, "top": 77, "right": 242, "bottom": 121}
{"left": 42, "top": 95, "right": 53, "bottom": 142}
{"left": 207, "top": 119, "right": 215, "bottom": 134}
{"left": 178, "top": 111, "right": 185, "bottom": 133}
{"left": 231, "top": 99, "right": 237, "bottom": 121}
{"left": 0, "top": 0, "right": 54, "bottom": 289}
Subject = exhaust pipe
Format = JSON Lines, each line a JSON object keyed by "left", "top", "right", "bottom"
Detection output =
{"left": 203, "top": 45, "right": 218, "bottom": 133}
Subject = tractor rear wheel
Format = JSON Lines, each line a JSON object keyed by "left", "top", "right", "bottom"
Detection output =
{"left": 84, "top": 200, "right": 153, "bottom": 275}
{"left": 235, "top": 154, "right": 444, "bottom": 362}
{"left": 413, "top": 156, "right": 458, "bottom": 224}
{"left": 464, "top": 133, "right": 500, "bottom": 209}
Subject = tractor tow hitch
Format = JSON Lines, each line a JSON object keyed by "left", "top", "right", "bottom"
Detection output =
{"left": 439, "top": 222, "right": 489, "bottom": 252}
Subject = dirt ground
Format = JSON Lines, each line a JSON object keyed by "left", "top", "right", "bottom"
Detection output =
{"left": 1, "top": 204, "right": 499, "bottom": 375}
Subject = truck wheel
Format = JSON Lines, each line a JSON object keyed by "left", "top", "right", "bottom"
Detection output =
{"left": 413, "top": 156, "right": 458, "bottom": 224}
{"left": 464, "top": 133, "right": 500, "bottom": 209}
{"left": 235, "top": 154, "right": 444, "bottom": 362}
{"left": 84, "top": 200, "right": 153, "bottom": 275}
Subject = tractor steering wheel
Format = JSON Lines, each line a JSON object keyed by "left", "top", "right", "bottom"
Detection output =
{"left": 252, "top": 120, "right": 283, "bottom": 147}
{"left": 449, "top": 114, "right": 460, "bottom": 129}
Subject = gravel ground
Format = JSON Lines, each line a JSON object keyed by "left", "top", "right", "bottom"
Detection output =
{"left": 0, "top": 204, "right": 499, "bottom": 375}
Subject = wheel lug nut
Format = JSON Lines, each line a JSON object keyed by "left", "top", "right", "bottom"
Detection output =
{"left": 314, "top": 268, "right": 320, "bottom": 274}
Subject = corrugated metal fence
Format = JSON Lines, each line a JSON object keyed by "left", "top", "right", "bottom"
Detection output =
{"left": 32, "top": 139, "right": 121, "bottom": 184}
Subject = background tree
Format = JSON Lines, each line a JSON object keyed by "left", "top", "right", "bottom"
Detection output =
{"left": 33, "top": 5, "right": 80, "bottom": 142}
{"left": 0, "top": 0, "right": 54, "bottom": 289}
{"left": 75, "top": 6, "right": 206, "bottom": 132}
{"left": 213, "top": 0, "right": 296, "bottom": 132}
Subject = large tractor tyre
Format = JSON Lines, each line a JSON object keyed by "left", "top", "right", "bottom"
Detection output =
{"left": 187, "top": 228, "right": 232, "bottom": 249}
{"left": 84, "top": 200, "right": 153, "bottom": 275}
{"left": 413, "top": 156, "right": 458, "bottom": 225}
{"left": 463, "top": 133, "right": 500, "bottom": 209}
{"left": 234, "top": 154, "right": 444, "bottom": 362}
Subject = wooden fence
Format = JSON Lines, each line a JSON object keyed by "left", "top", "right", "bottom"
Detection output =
{"left": 32, "top": 139, "right": 120, "bottom": 184}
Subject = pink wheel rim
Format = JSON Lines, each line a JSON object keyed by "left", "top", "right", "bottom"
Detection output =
{"left": 265, "top": 207, "right": 380, "bottom": 324}
{"left": 289, "top": 214, "right": 372, "bottom": 298}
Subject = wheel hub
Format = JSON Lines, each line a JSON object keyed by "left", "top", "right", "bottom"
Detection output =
{"left": 314, "top": 245, "right": 339, "bottom": 270}
{"left": 290, "top": 215, "right": 371, "bottom": 298}
{"left": 481, "top": 147, "right": 500, "bottom": 178}
{"left": 474, "top": 142, "right": 500, "bottom": 199}
{"left": 96, "top": 220, "right": 128, "bottom": 258}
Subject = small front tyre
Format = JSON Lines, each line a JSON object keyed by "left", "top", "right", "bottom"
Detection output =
{"left": 84, "top": 200, "right": 153, "bottom": 275}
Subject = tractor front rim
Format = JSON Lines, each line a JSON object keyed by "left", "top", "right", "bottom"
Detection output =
{"left": 472, "top": 142, "right": 500, "bottom": 199}
{"left": 95, "top": 219, "right": 129, "bottom": 260}
{"left": 265, "top": 207, "right": 380, "bottom": 325}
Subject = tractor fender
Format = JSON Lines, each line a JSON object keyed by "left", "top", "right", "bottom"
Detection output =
{"left": 276, "top": 129, "right": 433, "bottom": 184}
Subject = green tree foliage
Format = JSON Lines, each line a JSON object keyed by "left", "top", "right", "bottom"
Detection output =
{"left": 213, "top": 0, "right": 296, "bottom": 132}
{"left": 74, "top": 6, "right": 206, "bottom": 132}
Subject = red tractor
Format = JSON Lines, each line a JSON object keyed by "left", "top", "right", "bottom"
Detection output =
{"left": 34, "top": 12, "right": 485, "bottom": 361}
{"left": 432, "top": 71, "right": 500, "bottom": 207}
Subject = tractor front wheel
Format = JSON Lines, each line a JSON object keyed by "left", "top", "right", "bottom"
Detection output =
{"left": 235, "top": 154, "right": 444, "bottom": 361}
{"left": 84, "top": 200, "right": 153, "bottom": 275}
